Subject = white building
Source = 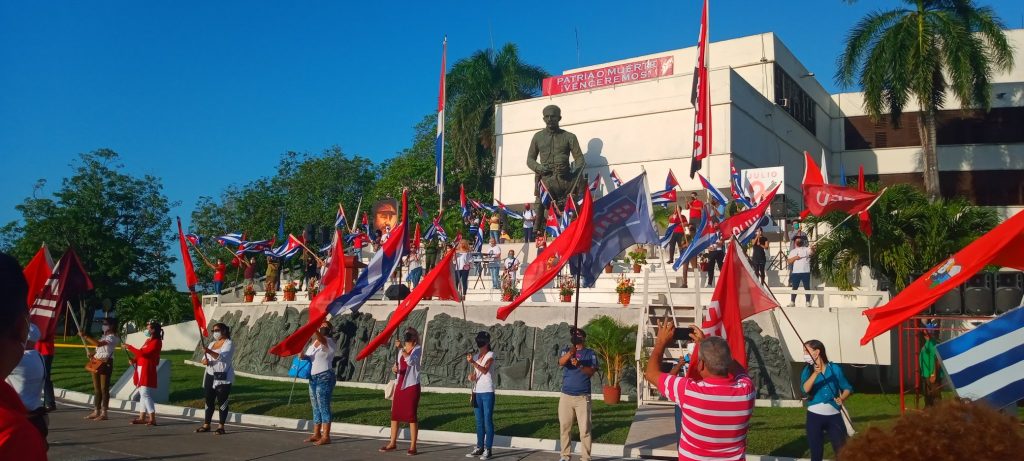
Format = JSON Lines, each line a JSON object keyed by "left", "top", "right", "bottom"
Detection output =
{"left": 494, "top": 29, "right": 1024, "bottom": 219}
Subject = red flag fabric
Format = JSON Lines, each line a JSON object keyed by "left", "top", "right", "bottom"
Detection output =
{"left": 356, "top": 247, "right": 460, "bottom": 360}
{"left": 689, "top": 0, "right": 711, "bottom": 178}
{"left": 22, "top": 244, "right": 53, "bottom": 307}
{"left": 270, "top": 230, "right": 348, "bottom": 356}
{"left": 802, "top": 151, "right": 824, "bottom": 186}
{"left": 802, "top": 152, "right": 877, "bottom": 217}
{"left": 860, "top": 209, "right": 1024, "bottom": 345}
{"left": 687, "top": 238, "right": 779, "bottom": 379}
{"left": 858, "top": 210, "right": 872, "bottom": 237}
{"left": 857, "top": 165, "right": 865, "bottom": 192}
{"left": 177, "top": 217, "right": 208, "bottom": 337}
{"left": 716, "top": 183, "right": 779, "bottom": 239}
{"left": 30, "top": 249, "right": 94, "bottom": 352}
{"left": 412, "top": 223, "right": 421, "bottom": 251}
{"left": 497, "top": 189, "right": 594, "bottom": 320}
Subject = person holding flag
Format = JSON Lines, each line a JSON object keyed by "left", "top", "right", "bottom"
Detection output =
{"left": 522, "top": 203, "right": 536, "bottom": 243}
{"left": 801, "top": 340, "right": 853, "bottom": 461}
{"left": 665, "top": 206, "right": 687, "bottom": 264}
{"left": 125, "top": 321, "right": 164, "bottom": 427}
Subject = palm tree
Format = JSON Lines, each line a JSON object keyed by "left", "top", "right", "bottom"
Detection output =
{"left": 836, "top": 0, "right": 1014, "bottom": 200}
{"left": 446, "top": 43, "right": 548, "bottom": 195}
{"left": 811, "top": 183, "right": 998, "bottom": 292}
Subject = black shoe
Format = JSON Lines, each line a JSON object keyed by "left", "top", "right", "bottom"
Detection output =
{"left": 466, "top": 447, "right": 484, "bottom": 457}
{"left": 44, "top": 404, "right": 57, "bottom": 413}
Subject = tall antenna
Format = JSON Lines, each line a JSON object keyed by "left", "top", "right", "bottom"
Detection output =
{"left": 488, "top": 20, "right": 495, "bottom": 54}
{"left": 574, "top": 27, "right": 581, "bottom": 66}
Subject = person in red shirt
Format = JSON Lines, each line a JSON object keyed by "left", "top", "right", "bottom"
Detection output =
{"left": 0, "top": 252, "right": 49, "bottom": 459}
{"left": 208, "top": 259, "right": 227, "bottom": 296}
{"left": 666, "top": 206, "right": 688, "bottom": 265}
{"left": 125, "top": 321, "right": 164, "bottom": 426}
{"left": 687, "top": 192, "right": 704, "bottom": 222}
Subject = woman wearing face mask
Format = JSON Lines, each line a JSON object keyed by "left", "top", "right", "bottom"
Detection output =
{"left": 79, "top": 318, "right": 120, "bottom": 420}
{"left": 801, "top": 340, "right": 853, "bottom": 461}
{"left": 301, "top": 321, "right": 336, "bottom": 446}
{"left": 125, "top": 321, "right": 164, "bottom": 426}
{"left": 196, "top": 323, "right": 234, "bottom": 435}
{"left": 465, "top": 331, "right": 495, "bottom": 459}
{"left": 380, "top": 327, "right": 422, "bottom": 455}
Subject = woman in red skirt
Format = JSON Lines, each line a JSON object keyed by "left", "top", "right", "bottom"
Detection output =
{"left": 380, "top": 328, "right": 422, "bottom": 455}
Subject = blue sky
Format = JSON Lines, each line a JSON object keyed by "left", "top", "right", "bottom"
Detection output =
{"left": 2, "top": 1, "right": 1021, "bottom": 285}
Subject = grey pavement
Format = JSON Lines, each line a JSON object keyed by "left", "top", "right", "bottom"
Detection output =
{"left": 46, "top": 401, "right": 621, "bottom": 461}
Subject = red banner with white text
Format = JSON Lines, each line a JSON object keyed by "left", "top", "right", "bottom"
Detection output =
{"left": 542, "top": 56, "right": 674, "bottom": 96}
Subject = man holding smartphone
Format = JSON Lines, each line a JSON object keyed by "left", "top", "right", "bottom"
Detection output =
{"left": 644, "top": 320, "right": 754, "bottom": 461}
{"left": 557, "top": 327, "right": 598, "bottom": 461}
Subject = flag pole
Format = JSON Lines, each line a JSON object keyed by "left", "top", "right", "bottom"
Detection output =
{"left": 815, "top": 187, "right": 888, "bottom": 242}
{"left": 572, "top": 255, "right": 582, "bottom": 329}
{"left": 66, "top": 301, "right": 91, "bottom": 358}
{"left": 350, "top": 196, "right": 363, "bottom": 234}
{"left": 294, "top": 240, "right": 327, "bottom": 266}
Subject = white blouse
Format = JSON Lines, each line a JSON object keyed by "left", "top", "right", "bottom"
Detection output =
{"left": 94, "top": 333, "right": 119, "bottom": 360}
{"left": 204, "top": 339, "right": 235, "bottom": 386}
{"left": 305, "top": 341, "right": 336, "bottom": 376}
{"left": 399, "top": 345, "right": 422, "bottom": 390}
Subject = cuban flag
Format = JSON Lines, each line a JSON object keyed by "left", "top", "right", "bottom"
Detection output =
{"left": 215, "top": 233, "right": 243, "bottom": 246}
{"left": 473, "top": 216, "right": 485, "bottom": 251}
{"left": 431, "top": 217, "right": 449, "bottom": 243}
{"left": 185, "top": 233, "right": 202, "bottom": 246}
{"left": 610, "top": 170, "right": 623, "bottom": 188}
{"left": 241, "top": 238, "right": 275, "bottom": 254}
{"left": 266, "top": 241, "right": 301, "bottom": 260}
{"left": 539, "top": 181, "right": 552, "bottom": 207}
{"left": 730, "top": 161, "right": 754, "bottom": 208}
{"left": 497, "top": 200, "right": 523, "bottom": 220}
{"left": 328, "top": 189, "right": 409, "bottom": 316}
{"left": 545, "top": 204, "right": 561, "bottom": 237}
{"left": 335, "top": 204, "right": 347, "bottom": 229}
{"left": 937, "top": 307, "right": 1024, "bottom": 409}
{"left": 674, "top": 208, "right": 719, "bottom": 270}
{"left": 460, "top": 184, "right": 469, "bottom": 218}
{"left": 362, "top": 212, "right": 371, "bottom": 236}
{"left": 435, "top": 38, "right": 447, "bottom": 196}
{"left": 697, "top": 172, "right": 729, "bottom": 215}
{"left": 416, "top": 203, "right": 427, "bottom": 220}
{"left": 589, "top": 174, "right": 602, "bottom": 193}
{"left": 666, "top": 169, "right": 681, "bottom": 190}
{"left": 651, "top": 188, "right": 677, "bottom": 207}
{"left": 471, "top": 199, "right": 498, "bottom": 214}
{"left": 559, "top": 198, "right": 577, "bottom": 233}
{"left": 660, "top": 208, "right": 683, "bottom": 247}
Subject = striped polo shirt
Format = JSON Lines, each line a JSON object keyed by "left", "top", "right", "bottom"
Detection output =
{"left": 659, "top": 372, "right": 755, "bottom": 461}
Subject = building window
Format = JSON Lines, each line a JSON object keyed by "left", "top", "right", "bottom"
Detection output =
{"left": 844, "top": 107, "right": 1024, "bottom": 150}
{"left": 872, "top": 171, "right": 1024, "bottom": 206}
{"left": 773, "top": 64, "right": 816, "bottom": 134}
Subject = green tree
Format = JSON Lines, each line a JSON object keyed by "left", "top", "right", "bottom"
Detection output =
{"left": 446, "top": 43, "right": 548, "bottom": 195}
{"left": 116, "top": 288, "right": 193, "bottom": 333}
{"left": 810, "top": 183, "right": 998, "bottom": 291}
{"left": 373, "top": 115, "right": 441, "bottom": 214}
{"left": 836, "top": 0, "right": 1014, "bottom": 200}
{"left": 0, "top": 149, "right": 176, "bottom": 304}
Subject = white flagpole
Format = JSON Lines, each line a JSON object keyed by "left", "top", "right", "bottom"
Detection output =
{"left": 816, "top": 187, "right": 888, "bottom": 242}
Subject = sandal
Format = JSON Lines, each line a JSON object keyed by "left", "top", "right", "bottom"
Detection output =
{"left": 130, "top": 418, "right": 147, "bottom": 425}
{"left": 379, "top": 444, "right": 397, "bottom": 452}
{"left": 195, "top": 425, "right": 211, "bottom": 433}
{"left": 215, "top": 427, "right": 226, "bottom": 435}
{"left": 406, "top": 448, "right": 418, "bottom": 456}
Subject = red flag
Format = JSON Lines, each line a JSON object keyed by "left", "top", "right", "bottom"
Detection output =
{"left": 687, "top": 238, "right": 779, "bottom": 379}
{"left": 22, "top": 244, "right": 53, "bottom": 307}
{"left": 858, "top": 211, "right": 872, "bottom": 237}
{"left": 177, "top": 217, "right": 208, "bottom": 337}
{"left": 412, "top": 223, "right": 421, "bottom": 251}
{"left": 356, "top": 246, "right": 461, "bottom": 360}
{"left": 716, "top": 183, "right": 779, "bottom": 239}
{"left": 689, "top": 0, "right": 711, "bottom": 178}
{"left": 497, "top": 189, "right": 593, "bottom": 320}
{"left": 857, "top": 165, "right": 865, "bottom": 192}
{"left": 860, "top": 210, "right": 1024, "bottom": 345}
{"left": 270, "top": 230, "right": 348, "bottom": 356}
{"left": 802, "top": 152, "right": 877, "bottom": 217}
{"left": 30, "top": 249, "right": 94, "bottom": 352}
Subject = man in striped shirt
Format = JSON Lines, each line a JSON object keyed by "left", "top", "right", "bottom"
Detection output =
{"left": 644, "top": 320, "right": 754, "bottom": 461}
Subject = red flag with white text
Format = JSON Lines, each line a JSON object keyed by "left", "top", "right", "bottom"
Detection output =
{"left": 31, "top": 249, "right": 94, "bottom": 352}
{"left": 689, "top": 0, "right": 711, "bottom": 178}
{"left": 23, "top": 244, "right": 54, "bottom": 308}
{"left": 177, "top": 217, "right": 208, "bottom": 337}
{"left": 801, "top": 152, "right": 876, "bottom": 217}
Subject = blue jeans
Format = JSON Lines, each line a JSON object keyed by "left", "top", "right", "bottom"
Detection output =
{"left": 308, "top": 370, "right": 335, "bottom": 423}
{"left": 524, "top": 227, "right": 534, "bottom": 243}
{"left": 490, "top": 230, "right": 500, "bottom": 243}
{"left": 490, "top": 265, "right": 501, "bottom": 289}
{"left": 791, "top": 272, "right": 811, "bottom": 303}
{"left": 407, "top": 267, "right": 423, "bottom": 287}
{"left": 458, "top": 270, "right": 470, "bottom": 296}
{"left": 213, "top": 281, "right": 223, "bottom": 294}
{"left": 806, "top": 411, "right": 847, "bottom": 461}
{"left": 473, "top": 392, "right": 495, "bottom": 449}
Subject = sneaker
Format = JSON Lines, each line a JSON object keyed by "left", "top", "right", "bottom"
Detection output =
{"left": 479, "top": 449, "right": 492, "bottom": 460}
{"left": 467, "top": 447, "right": 484, "bottom": 457}
{"left": 786, "top": 302, "right": 795, "bottom": 307}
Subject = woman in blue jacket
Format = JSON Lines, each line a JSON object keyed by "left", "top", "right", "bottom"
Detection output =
{"left": 801, "top": 340, "right": 853, "bottom": 461}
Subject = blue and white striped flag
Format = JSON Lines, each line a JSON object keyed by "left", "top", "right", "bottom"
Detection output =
{"left": 936, "top": 306, "right": 1024, "bottom": 409}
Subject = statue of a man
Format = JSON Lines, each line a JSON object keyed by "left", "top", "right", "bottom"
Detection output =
{"left": 526, "top": 105, "right": 586, "bottom": 227}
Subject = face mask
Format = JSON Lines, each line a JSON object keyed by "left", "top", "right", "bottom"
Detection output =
{"left": 212, "top": 332, "right": 222, "bottom": 341}
{"left": 476, "top": 338, "right": 488, "bottom": 348}
{"left": 319, "top": 328, "right": 330, "bottom": 337}
{"left": 144, "top": 330, "right": 152, "bottom": 338}
{"left": 803, "top": 354, "right": 814, "bottom": 365}
{"left": 102, "top": 326, "right": 112, "bottom": 333}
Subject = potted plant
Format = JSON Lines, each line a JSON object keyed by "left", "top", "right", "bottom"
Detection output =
{"left": 583, "top": 316, "right": 636, "bottom": 405}
{"left": 604, "top": 262, "right": 614, "bottom": 274}
{"left": 627, "top": 247, "right": 648, "bottom": 273}
{"left": 501, "top": 276, "right": 519, "bottom": 302}
{"left": 616, "top": 277, "right": 634, "bottom": 306}
{"left": 307, "top": 279, "right": 319, "bottom": 300}
{"left": 283, "top": 281, "right": 298, "bottom": 301}
{"left": 558, "top": 275, "right": 575, "bottom": 303}
{"left": 243, "top": 284, "right": 256, "bottom": 303}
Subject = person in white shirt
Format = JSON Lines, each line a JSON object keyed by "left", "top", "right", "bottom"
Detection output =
{"left": 522, "top": 204, "right": 536, "bottom": 243}
{"left": 196, "top": 323, "right": 234, "bottom": 435}
{"left": 301, "top": 321, "right": 336, "bottom": 445}
{"left": 381, "top": 328, "right": 423, "bottom": 456}
{"left": 406, "top": 249, "right": 424, "bottom": 288}
{"left": 79, "top": 318, "right": 120, "bottom": 420}
{"left": 487, "top": 239, "right": 502, "bottom": 289}
{"left": 503, "top": 250, "right": 519, "bottom": 285}
{"left": 465, "top": 331, "right": 496, "bottom": 459}
{"left": 455, "top": 240, "right": 472, "bottom": 297}
{"left": 787, "top": 237, "right": 815, "bottom": 306}
{"left": 6, "top": 324, "right": 44, "bottom": 414}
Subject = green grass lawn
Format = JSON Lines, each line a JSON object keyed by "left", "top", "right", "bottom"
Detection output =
{"left": 50, "top": 344, "right": 1022, "bottom": 457}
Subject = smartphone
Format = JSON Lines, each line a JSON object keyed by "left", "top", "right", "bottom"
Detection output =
{"left": 674, "top": 327, "right": 695, "bottom": 341}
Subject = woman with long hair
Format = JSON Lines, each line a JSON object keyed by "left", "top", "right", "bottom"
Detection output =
{"left": 79, "top": 317, "right": 120, "bottom": 421}
{"left": 380, "top": 327, "right": 422, "bottom": 455}
{"left": 125, "top": 321, "right": 164, "bottom": 426}
{"left": 196, "top": 323, "right": 234, "bottom": 435}
{"left": 801, "top": 340, "right": 853, "bottom": 461}
{"left": 301, "top": 321, "right": 336, "bottom": 446}
{"left": 466, "top": 331, "right": 496, "bottom": 459}
{"left": 455, "top": 240, "right": 471, "bottom": 297}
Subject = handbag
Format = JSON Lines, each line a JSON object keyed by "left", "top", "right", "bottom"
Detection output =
{"left": 288, "top": 356, "right": 312, "bottom": 379}
{"left": 470, "top": 392, "right": 477, "bottom": 408}
{"left": 213, "top": 371, "right": 229, "bottom": 380}
{"left": 85, "top": 357, "right": 106, "bottom": 374}
{"left": 384, "top": 379, "right": 397, "bottom": 400}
